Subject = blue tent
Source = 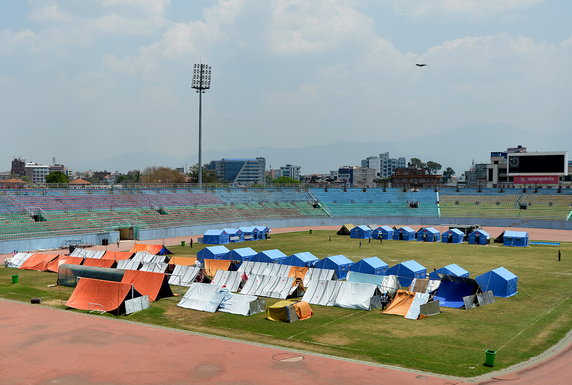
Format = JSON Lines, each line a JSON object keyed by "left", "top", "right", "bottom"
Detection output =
{"left": 386, "top": 260, "right": 426, "bottom": 287}
{"left": 226, "top": 247, "right": 257, "bottom": 262}
{"left": 502, "top": 231, "right": 529, "bottom": 247}
{"left": 468, "top": 229, "right": 490, "bottom": 245}
{"left": 223, "top": 228, "right": 244, "bottom": 243}
{"left": 238, "top": 226, "right": 257, "bottom": 241}
{"left": 349, "top": 257, "right": 388, "bottom": 275}
{"left": 475, "top": 267, "right": 518, "bottom": 297}
{"left": 254, "top": 226, "right": 269, "bottom": 240}
{"left": 393, "top": 226, "right": 416, "bottom": 241}
{"left": 350, "top": 225, "right": 372, "bottom": 239}
{"left": 252, "top": 249, "right": 287, "bottom": 264}
{"left": 314, "top": 255, "right": 354, "bottom": 280}
{"left": 202, "top": 229, "right": 229, "bottom": 245}
{"left": 441, "top": 228, "right": 464, "bottom": 244}
{"left": 372, "top": 225, "right": 394, "bottom": 240}
{"left": 429, "top": 264, "right": 469, "bottom": 280}
{"left": 283, "top": 252, "right": 319, "bottom": 267}
{"left": 197, "top": 245, "right": 231, "bottom": 262}
{"left": 417, "top": 227, "right": 441, "bottom": 242}
{"left": 433, "top": 275, "right": 481, "bottom": 308}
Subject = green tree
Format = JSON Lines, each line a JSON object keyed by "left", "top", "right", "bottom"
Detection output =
{"left": 188, "top": 164, "right": 219, "bottom": 184}
{"left": 272, "top": 176, "right": 301, "bottom": 185}
{"left": 409, "top": 158, "right": 425, "bottom": 169}
{"left": 441, "top": 167, "right": 456, "bottom": 184}
{"left": 45, "top": 171, "right": 69, "bottom": 184}
{"left": 116, "top": 170, "right": 140, "bottom": 184}
{"left": 425, "top": 161, "right": 442, "bottom": 175}
{"left": 140, "top": 167, "right": 186, "bottom": 184}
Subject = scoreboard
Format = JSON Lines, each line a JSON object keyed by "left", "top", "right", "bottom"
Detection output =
{"left": 507, "top": 152, "right": 568, "bottom": 176}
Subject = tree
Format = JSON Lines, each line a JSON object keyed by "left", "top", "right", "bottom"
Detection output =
{"left": 425, "top": 161, "right": 442, "bottom": 175}
{"left": 442, "top": 167, "right": 456, "bottom": 184}
{"left": 116, "top": 170, "right": 140, "bottom": 184}
{"left": 45, "top": 171, "right": 69, "bottom": 184}
{"left": 409, "top": 158, "right": 425, "bottom": 169}
{"left": 187, "top": 164, "right": 219, "bottom": 184}
{"left": 272, "top": 176, "right": 301, "bottom": 185}
{"left": 140, "top": 167, "right": 186, "bottom": 184}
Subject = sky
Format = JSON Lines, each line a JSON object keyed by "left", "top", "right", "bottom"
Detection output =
{"left": 1, "top": 0, "right": 571, "bottom": 175}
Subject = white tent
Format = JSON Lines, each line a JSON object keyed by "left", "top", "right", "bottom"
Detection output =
{"left": 71, "top": 248, "right": 105, "bottom": 259}
{"left": 139, "top": 262, "right": 168, "bottom": 273}
{"left": 379, "top": 275, "right": 401, "bottom": 295}
{"left": 240, "top": 274, "right": 298, "bottom": 299}
{"left": 303, "top": 268, "right": 335, "bottom": 287}
{"left": 404, "top": 292, "right": 430, "bottom": 320}
{"left": 169, "top": 265, "right": 200, "bottom": 286}
{"left": 177, "top": 283, "right": 228, "bottom": 312}
{"left": 334, "top": 282, "right": 382, "bottom": 311}
{"left": 218, "top": 293, "right": 265, "bottom": 316}
{"left": 238, "top": 261, "right": 290, "bottom": 277}
{"left": 132, "top": 252, "right": 166, "bottom": 264}
{"left": 4, "top": 252, "right": 33, "bottom": 268}
{"left": 116, "top": 259, "right": 140, "bottom": 271}
{"left": 302, "top": 280, "right": 343, "bottom": 306}
{"left": 211, "top": 270, "right": 243, "bottom": 292}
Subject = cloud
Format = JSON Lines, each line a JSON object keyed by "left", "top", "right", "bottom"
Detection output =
{"left": 0, "top": 29, "right": 39, "bottom": 54}
{"left": 394, "top": 0, "right": 544, "bottom": 17}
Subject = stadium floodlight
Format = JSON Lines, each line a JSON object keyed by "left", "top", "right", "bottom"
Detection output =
{"left": 191, "top": 63, "right": 212, "bottom": 188}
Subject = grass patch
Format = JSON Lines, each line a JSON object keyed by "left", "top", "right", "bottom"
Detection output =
{"left": 1, "top": 230, "right": 572, "bottom": 377}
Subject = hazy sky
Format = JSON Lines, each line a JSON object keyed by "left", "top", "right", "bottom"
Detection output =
{"left": 1, "top": 0, "right": 571, "bottom": 174}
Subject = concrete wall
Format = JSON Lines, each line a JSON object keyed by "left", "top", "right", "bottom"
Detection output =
{"left": 0, "top": 231, "right": 119, "bottom": 254}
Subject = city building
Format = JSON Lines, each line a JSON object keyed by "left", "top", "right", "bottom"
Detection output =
{"left": 10, "top": 158, "right": 26, "bottom": 177}
{"left": 275, "top": 164, "right": 301, "bottom": 180}
{"left": 207, "top": 157, "right": 266, "bottom": 185}
{"left": 24, "top": 162, "right": 51, "bottom": 184}
{"left": 361, "top": 156, "right": 380, "bottom": 177}
{"left": 361, "top": 153, "right": 406, "bottom": 179}
{"left": 464, "top": 163, "right": 488, "bottom": 188}
{"left": 337, "top": 166, "right": 376, "bottom": 187}
{"left": 390, "top": 168, "right": 441, "bottom": 188}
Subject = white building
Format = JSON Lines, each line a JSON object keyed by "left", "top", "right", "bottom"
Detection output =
{"left": 25, "top": 162, "right": 51, "bottom": 184}
{"left": 361, "top": 153, "right": 406, "bottom": 179}
{"left": 361, "top": 156, "right": 380, "bottom": 177}
{"left": 276, "top": 164, "right": 301, "bottom": 180}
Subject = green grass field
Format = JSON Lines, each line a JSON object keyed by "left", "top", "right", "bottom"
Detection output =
{"left": 1, "top": 230, "right": 572, "bottom": 377}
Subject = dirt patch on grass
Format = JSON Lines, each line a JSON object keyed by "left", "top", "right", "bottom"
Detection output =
{"left": 313, "top": 333, "right": 354, "bottom": 346}
{"left": 530, "top": 311, "right": 572, "bottom": 347}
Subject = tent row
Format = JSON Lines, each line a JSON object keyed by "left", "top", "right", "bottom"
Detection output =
{"left": 201, "top": 226, "right": 270, "bottom": 244}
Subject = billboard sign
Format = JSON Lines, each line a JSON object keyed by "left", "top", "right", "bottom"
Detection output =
{"left": 513, "top": 176, "right": 560, "bottom": 185}
{"left": 507, "top": 152, "right": 568, "bottom": 176}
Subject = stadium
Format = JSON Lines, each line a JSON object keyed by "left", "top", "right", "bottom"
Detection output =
{"left": 1, "top": 184, "right": 572, "bottom": 383}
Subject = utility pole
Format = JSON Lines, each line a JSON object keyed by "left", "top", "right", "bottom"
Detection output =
{"left": 191, "top": 64, "right": 212, "bottom": 188}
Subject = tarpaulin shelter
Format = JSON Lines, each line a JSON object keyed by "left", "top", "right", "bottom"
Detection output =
{"left": 4, "top": 253, "right": 33, "bottom": 268}
{"left": 238, "top": 226, "right": 258, "bottom": 241}
{"left": 467, "top": 229, "right": 490, "bottom": 245}
{"left": 429, "top": 264, "right": 470, "bottom": 280}
{"left": 20, "top": 253, "right": 59, "bottom": 271}
{"left": 46, "top": 256, "right": 84, "bottom": 273}
{"left": 121, "top": 270, "right": 173, "bottom": 301}
{"left": 475, "top": 267, "right": 518, "bottom": 297}
{"left": 218, "top": 293, "right": 265, "bottom": 316}
{"left": 502, "top": 231, "right": 529, "bottom": 247}
{"left": 71, "top": 249, "right": 105, "bottom": 259}
{"left": 302, "top": 268, "right": 335, "bottom": 287}
{"left": 347, "top": 271, "right": 385, "bottom": 285}
{"left": 337, "top": 224, "right": 354, "bottom": 235}
{"left": 116, "top": 259, "right": 140, "bottom": 271}
{"left": 203, "top": 259, "right": 231, "bottom": 279}
{"left": 197, "top": 246, "right": 231, "bottom": 262}
{"left": 314, "top": 255, "right": 353, "bottom": 280}
{"left": 211, "top": 270, "right": 243, "bottom": 292}
{"left": 169, "top": 265, "right": 200, "bottom": 286}
{"left": 202, "top": 229, "right": 229, "bottom": 245}
{"left": 129, "top": 244, "right": 172, "bottom": 255}
{"left": 393, "top": 226, "right": 416, "bottom": 241}
{"left": 417, "top": 227, "right": 441, "bottom": 242}
{"left": 177, "top": 283, "right": 228, "bottom": 312}
{"left": 168, "top": 256, "right": 197, "bottom": 266}
{"left": 441, "top": 228, "right": 464, "bottom": 244}
{"left": 83, "top": 258, "right": 115, "bottom": 268}
{"left": 302, "top": 280, "right": 343, "bottom": 306}
{"left": 237, "top": 261, "right": 290, "bottom": 277}
{"left": 433, "top": 275, "right": 481, "bottom": 308}
{"left": 349, "top": 257, "right": 388, "bottom": 275}
{"left": 101, "top": 251, "right": 133, "bottom": 261}
{"left": 139, "top": 262, "right": 168, "bottom": 273}
{"left": 252, "top": 249, "right": 288, "bottom": 264}
{"left": 386, "top": 260, "right": 427, "bottom": 287}
{"left": 66, "top": 278, "right": 142, "bottom": 314}
{"left": 132, "top": 252, "right": 167, "bottom": 264}
{"left": 222, "top": 228, "right": 244, "bottom": 243}
{"left": 283, "top": 252, "right": 319, "bottom": 267}
{"left": 334, "top": 282, "right": 382, "bottom": 311}
{"left": 240, "top": 274, "right": 299, "bottom": 299}
{"left": 350, "top": 225, "right": 373, "bottom": 239}
{"left": 226, "top": 247, "right": 257, "bottom": 262}
{"left": 382, "top": 290, "right": 415, "bottom": 316}
{"left": 57, "top": 264, "right": 125, "bottom": 287}
{"left": 288, "top": 266, "right": 309, "bottom": 281}
{"left": 372, "top": 225, "right": 394, "bottom": 240}
{"left": 266, "top": 300, "right": 312, "bottom": 322}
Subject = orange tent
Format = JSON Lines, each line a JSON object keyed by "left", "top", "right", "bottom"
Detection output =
{"left": 46, "top": 256, "right": 84, "bottom": 273}
{"left": 168, "top": 256, "right": 197, "bottom": 266}
{"left": 83, "top": 259, "right": 115, "bottom": 268}
{"left": 121, "top": 270, "right": 173, "bottom": 301}
{"left": 294, "top": 301, "right": 313, "bottom": 320}
{"left": 129, "top": 244, "right": 171, "bottom": 255}
{"left": 66, "top": 278, "right": 138, "bottom": 312}
{"left": 20, "top": 254, "right": 59, "bottom": 271}
{"left": 383, "top": 290, "right": 415, "bottom": 316}
{"left": 101, "top": 251, "right": 133, "bottom": 261}
{"left": 288, "top": 266, "right": 309, "bottom": 280}
{"left": 203, "top": 259, "right": 231, "bottom": 278}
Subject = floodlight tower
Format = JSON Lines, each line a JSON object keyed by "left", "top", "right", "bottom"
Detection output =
{"left": 191, "top": 63, "right": 212, "bottom": 188}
